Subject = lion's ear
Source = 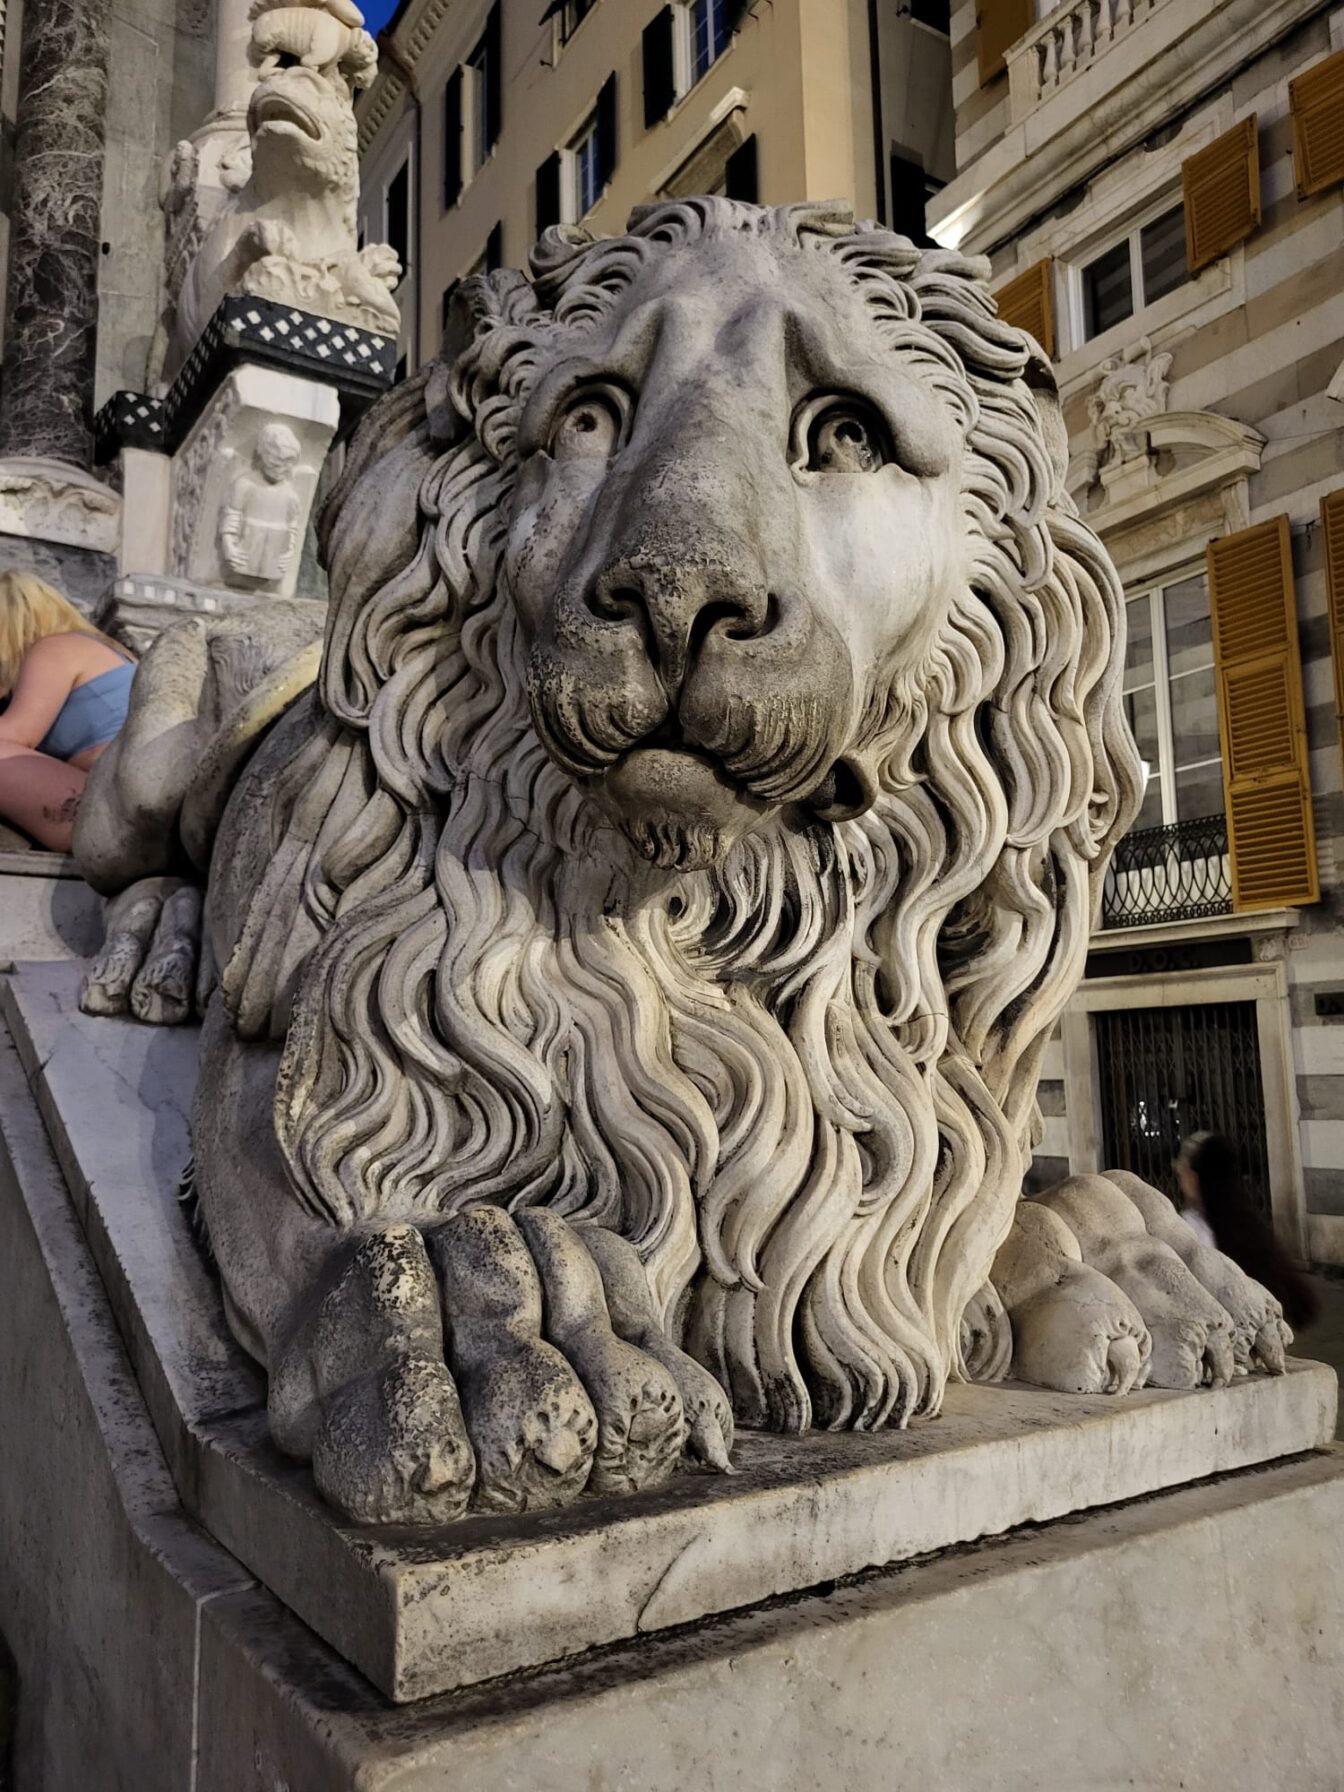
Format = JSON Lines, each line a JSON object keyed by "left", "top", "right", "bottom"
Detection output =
{"left": 1022, "top": 343, "right": 1068, "bottom": 494}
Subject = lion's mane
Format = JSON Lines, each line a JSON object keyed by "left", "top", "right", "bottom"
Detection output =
{"left": 221, "top": 201, "right": 1141, "bottom": 1433}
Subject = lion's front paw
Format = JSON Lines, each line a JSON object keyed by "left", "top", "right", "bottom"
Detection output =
{"left": 1010, "top": 1261, "right": 1152, "bottom": 1395}
{"left": 242, "top": 217, "right": 300, "bottom": 264}
{"left": 433, "top": 1207, "right": 702, "bottom": 1512}
{"left": 312, "top": 1350, "right": 476, "bottom": 1526}
{"left": 82, "top": 877, "right": 206, "bottom": 1025}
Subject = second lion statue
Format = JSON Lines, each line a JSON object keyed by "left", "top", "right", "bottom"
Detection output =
{"left": 76, "top": 200, "right": 1291, "bottom": 1525}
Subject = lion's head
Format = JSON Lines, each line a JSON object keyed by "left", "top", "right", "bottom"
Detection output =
{"left": 245, "top": 5, "right": 371, "bottom": 209}
{"left": 225, "top": 201, "right": 1141, "bottom": 1436}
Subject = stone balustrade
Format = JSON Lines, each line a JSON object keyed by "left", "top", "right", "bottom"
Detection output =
{"left": 1007, "top": 0, "right": 1163, "bottom": 121}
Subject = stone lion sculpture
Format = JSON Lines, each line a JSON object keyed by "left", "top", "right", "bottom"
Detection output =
{"left": 161, "top": 0, "right": 397, "bottom": 384}
{"left": 76, "top": 200, "right": 1290, "bottom": 1526}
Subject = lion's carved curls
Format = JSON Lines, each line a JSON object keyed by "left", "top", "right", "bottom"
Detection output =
{"left": 221, "top": 201, "right": 1142, "bottom": 1436}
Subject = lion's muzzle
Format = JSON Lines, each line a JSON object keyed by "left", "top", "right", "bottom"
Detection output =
{"left": 524, "top": 536, "right": 860, "bottom": 870}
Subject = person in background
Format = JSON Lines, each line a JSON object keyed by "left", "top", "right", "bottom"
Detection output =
{"left": 1175, "top": 1131, "right": 1318, "bottom": 1330}
{"left": 0, "top": 572, "right": 136, "bottom": 853}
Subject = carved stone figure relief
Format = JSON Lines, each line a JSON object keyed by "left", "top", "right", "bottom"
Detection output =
{"left": 168, "top": 363, "right": 336, "bottom": 600}
{"left": 218, "top": 421, "right": 304, "bottom": 584}
{"left": 1073, "top": 336, "right": 1174, "bottom": 499}
{"left": 75, "top": 201, "right": 1293, "bottom": 1529}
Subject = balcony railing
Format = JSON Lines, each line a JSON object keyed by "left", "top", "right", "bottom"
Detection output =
{"left": 1100, "top": 814, "right": 1233, "bottom": 931}
{"left": 1007, "top": 0, "right": 1163, "bottom": 121}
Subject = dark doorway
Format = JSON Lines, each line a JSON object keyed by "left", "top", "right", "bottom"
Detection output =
{"left": 1094, "top": 1000, "right": 1270, "bottom": 1214}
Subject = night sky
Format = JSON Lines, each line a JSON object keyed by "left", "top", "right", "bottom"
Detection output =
{"left": 361, "top": 0, "right": 400, "bottom": 32}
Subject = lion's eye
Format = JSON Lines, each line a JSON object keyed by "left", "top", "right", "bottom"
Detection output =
{"left": 550, "top": 387, "right": 629, "bottom": 462}
{"left": 793, "top": 398, "right": 893, "bottom": 475}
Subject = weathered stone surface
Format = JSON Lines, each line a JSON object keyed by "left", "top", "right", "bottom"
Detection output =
{"left": 0, "top": 0, "right": 110, "bottom": 464}
{"left": 78, "top": 200, "right": 1173, "bottom": 1538}
{"left": 0, "top": 859, "right": 104, "bottom": 965}
{"left": 5, "top": 960, "right": 1338, "bottom": 1704}
{"left": 194, "top": 1451, "right": 1344, "bottom": 1792}
{"left": 0, "top": 1026, "right": 253, "bottom": 1791}
{"left": 4, "top": 989, "right": 1342, "bottom": 1784}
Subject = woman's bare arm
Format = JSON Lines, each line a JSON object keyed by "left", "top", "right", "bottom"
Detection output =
{"left": 0, "top": 635, "right": 83, "bottom": 750}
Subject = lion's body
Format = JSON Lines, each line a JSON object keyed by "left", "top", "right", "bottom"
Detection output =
{"left": 183, "top": 201, "right": 1141, "bottom": 1436}
{"left": 82, "top": 202, "right": 1158, "bottom": 1518}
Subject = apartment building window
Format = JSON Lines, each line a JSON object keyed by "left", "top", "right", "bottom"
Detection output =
{"left": 889, "top": 152, "right": 942, "bottom": 246}
{"left": 385, "top": 160, "right": 410, "bottom": 273}
{"left": 571, "top": 112, "right": 602, "bottom": 217}
{"left": 539, "top": 76, "right": 617, "bottom": 230}
{"left": 1077, "top": 203, "right": 1188, "bottom": 342}
{"left": 1123, "top": 571, "right": 1221, "bottom": 833}
{"left": 910, "top": 0, "right": 950, "bottom": 29}
{"left": 643, "top": 1, "right": 747, "bottom": 126}
{"left": 543, "top": 0, "right": 596, "bottom": 44}
{"left": 689, "top": 0, "right": 732, "bottom": 82}
{"left": 444, "top": 3, "right": 501, "bottom": 208}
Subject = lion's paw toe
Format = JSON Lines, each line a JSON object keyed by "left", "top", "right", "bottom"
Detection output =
{"left": 312, "top": 1350, "right": 476, "bottom": 1526}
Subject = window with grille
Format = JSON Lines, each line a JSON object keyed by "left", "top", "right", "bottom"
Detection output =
{"left": 1122, "top": 570, "right": 1222, "bottom": 833}
{"left": 1078, "top": 203, "right": 1188, "bottom": 342}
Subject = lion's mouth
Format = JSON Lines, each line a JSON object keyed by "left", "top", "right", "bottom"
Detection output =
{"left": 624, "top": 718, "right": 873, "bottom": 823}
{"left": 252, "top": 89, "right": 322, "bottom": 140}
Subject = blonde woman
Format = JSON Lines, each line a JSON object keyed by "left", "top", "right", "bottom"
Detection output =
{"left": 0, "top": 573, "right": 136, "bottom": 852}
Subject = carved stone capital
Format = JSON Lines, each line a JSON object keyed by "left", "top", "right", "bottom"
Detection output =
{"left": 0, "top": 456, "right": 121, "bottom": 554}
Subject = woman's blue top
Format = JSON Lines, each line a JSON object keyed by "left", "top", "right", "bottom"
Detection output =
{"left": 37, "top": 660, "right": 135, "bottom": 760}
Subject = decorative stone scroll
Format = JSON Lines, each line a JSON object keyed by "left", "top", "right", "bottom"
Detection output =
{"left": 74, "top": 201, "right": 1293, "bottom": 1531}
{"left": 1073, "top": 335, "right": 1174, "bottom": 500}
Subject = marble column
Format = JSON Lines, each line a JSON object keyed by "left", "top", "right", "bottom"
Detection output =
{"left": 215, "top": 0, "right": 257, "bottom": 118}
{"left": 0, "top": 0, "right": 111, "bottom": 467}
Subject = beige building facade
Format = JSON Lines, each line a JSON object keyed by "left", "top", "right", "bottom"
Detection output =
{"left": 357, "top": 0, "right": 954, "bottom": 375}
{"left": 933, "top": 0, "right": 1344, "bottom": 1264}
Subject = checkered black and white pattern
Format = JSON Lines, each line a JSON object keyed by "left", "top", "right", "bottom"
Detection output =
{"left": 96, "top": 298, "right": 397, "bottom": 465}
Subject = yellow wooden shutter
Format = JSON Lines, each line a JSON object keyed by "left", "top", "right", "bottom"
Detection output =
{"left": 1323, "top": 488, "right": 1344, "bottom": 789}
{"left": 1291, "top": 48, "right": 1344, "bottom": 198}
{"left": 995, "top": 258, "right": 1055, "bottom": 357}
{"left": 1208, "top": 517, "right": 1318, "bottom": 911}
{"left": 977, "top": 0, "right": 1034, "bottom": 86}
{"left": 1183, "top": 117, "right": 1261, "bottom": 274}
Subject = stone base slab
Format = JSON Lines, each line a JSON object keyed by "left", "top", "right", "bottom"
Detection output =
{"left": 3, "top": 1029, "right": 1343, "bottom": 1788}
{"left": 3, "top": 960, "right": 1338, "bottom": 1709}
{"left": 0, "top": 859, "right": 103, "bottom": 965}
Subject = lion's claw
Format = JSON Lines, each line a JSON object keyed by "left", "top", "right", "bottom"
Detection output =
{"left": 271, "top": 1208, "right": 728, "bottom": 1524}
{"left": 82, "top": 876, "right": 203, "bottom": 1022}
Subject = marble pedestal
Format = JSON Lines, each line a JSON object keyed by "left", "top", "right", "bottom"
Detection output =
{"left": 2, "top": 985, "right": 1342, "bottom": 1790}
{"left": 0, "top": 957, "right": 1340, "bottom": 1781}
{"left": 96, "top": 571, "right": 326, "bottom": 657}
{"left": 0, "top": 853, "right": 104, "bottom": 965}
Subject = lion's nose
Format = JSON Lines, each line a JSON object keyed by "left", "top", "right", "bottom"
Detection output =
{"left": 586, "top": 561, "right": 773, "bottom": 691}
